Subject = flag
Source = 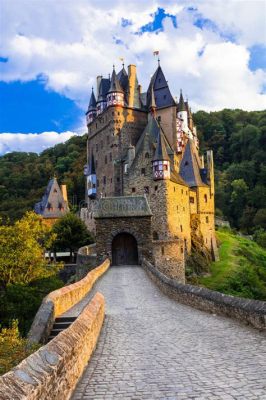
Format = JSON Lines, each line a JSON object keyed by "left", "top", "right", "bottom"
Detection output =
{"left": 153, "top": 50, "right": 159, "bottom": 56}
{"left": 119, "top": 57, "right": 124, "bottom": 62}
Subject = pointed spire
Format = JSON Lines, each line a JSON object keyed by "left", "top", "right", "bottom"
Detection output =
{"left": 108, "top": 68, "right": 123, "bottom": 93}
{"left": 178, "top": 90, "right": 186, "bottom": 112}
{"left": 149, "top": 86, "right": 156, "bottom": 111}
{"left": 88, "top": 87, "right": 97, "bottom": 110}
{"left": 153, "top": 129, "right": 170, "bottom": 162}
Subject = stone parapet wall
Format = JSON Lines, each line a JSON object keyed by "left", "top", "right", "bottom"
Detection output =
{"left": 28, "top": 259, "right": 110, "bottom": 344}
{"left": 143, "top": 259, "right": 266, "bottom": 330}
{"left": 0, "top": 293, "right": 105, "bottom": 400}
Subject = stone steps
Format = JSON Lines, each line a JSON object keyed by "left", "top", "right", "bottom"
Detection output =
{"left": 48, "top": 316, "right": 76, "bottom": 342}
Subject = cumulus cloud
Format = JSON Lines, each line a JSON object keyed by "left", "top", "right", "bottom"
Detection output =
{"left": 0, "top": 131, "right": 77, "bottom": 155}
{"left": 0, "top": 0, "right": 265, "bottom": 115}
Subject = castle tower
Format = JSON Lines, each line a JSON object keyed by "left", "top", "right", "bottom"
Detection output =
{"left": 177, "top": 90, "right": 188, "bottom": 133}
{"left": 86, "top": 88, "right": 97, "bottom": 125}
{"left": 106, "top": 67, "right": 124, "bottom": 107}
{"left": 96, "top": 77, "right": 110, "bottom": 115}
{"left": 87, "top": 152, "right": 97, "bottom": 199}
{"left": 152, "top": 129, "right": 171, "bottom": 180}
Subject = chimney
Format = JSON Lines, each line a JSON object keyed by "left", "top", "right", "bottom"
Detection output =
{"left": 61, "top": 185, "right": 68, "bottom": 203}
{"left": 128, "top": 65, "right": 139, "bottom": 108}
{"left": 96, "top": 75, "right": 102, "bottom": 98}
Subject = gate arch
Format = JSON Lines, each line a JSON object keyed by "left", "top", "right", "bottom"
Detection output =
{"left": 112, "top": 232, "right": 138, "bottom": 265}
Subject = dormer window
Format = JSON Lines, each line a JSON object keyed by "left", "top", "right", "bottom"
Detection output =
{"left": 53, "top": 188, "right": 57, "bottom": 193}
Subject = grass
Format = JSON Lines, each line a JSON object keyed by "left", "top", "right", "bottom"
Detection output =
{"left": 197, "top": 228, "right": 266, "bottom": 300}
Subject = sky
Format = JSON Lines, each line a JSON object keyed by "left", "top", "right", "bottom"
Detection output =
{"left": 0, "top": 0, "right": 266, "bottom": 155}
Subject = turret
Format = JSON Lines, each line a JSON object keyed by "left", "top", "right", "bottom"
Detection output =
{"left": 149, "top": 86, "right": 156, "bottom": 119}
{"left": 96, "top": 77, "right": 109, "bottom": 115}
{"left": 106, "top": 66, "right": 124, "bottom": 107}
{"left": 177, "top": 90, "right": 188, "bottom": 133}
{"left": 87, "top": 152, "right": 97, "bottom": 199}
{"left": 152, "top": 130, "right": 171, "bottom": 180}
{"left": 86, "top": 88, "right": 97, "bottom": 125}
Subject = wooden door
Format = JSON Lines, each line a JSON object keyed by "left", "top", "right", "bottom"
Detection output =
{"left": 112, "top": 233, "right": 138, "bottom": 265}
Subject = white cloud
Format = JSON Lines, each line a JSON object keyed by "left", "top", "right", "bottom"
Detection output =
{"left": 0, "top": 131, "right": 77, "bottom": 155}
{"left": 0, "top": 0, "right": 265, "bottom": 117}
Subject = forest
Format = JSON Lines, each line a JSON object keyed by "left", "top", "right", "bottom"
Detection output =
{"left": 0, "top": 109, "right": 265, "bottom": 240}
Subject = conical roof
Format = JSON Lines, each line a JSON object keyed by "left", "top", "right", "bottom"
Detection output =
{"left": 149, "top": 86, "right": 156, "bottom": 109}
{"left": 153, "top": 130, "right": 170, "bottom": 162}
{"left": 117, "top": 66, "right": 128, "bottom": 92}
{"left": 179, "top": 139, "right": 207, "bottom": 187}
{"left": 88, "top": 88, "right": 96, "bottom": 110}
{"left": 97, "top": 78, "right": 110, "bottom": 102}
{"left": 108, "top": 68, "right": 123, "bottom": 93}
{"left": 34, "top": 177, "right": 69, "bottom": 218}
{"left": 178, "top": 90, "right": 186, "bottom": 112}
{"left": 147, "top": 65, "right": 175, "bottom": 108}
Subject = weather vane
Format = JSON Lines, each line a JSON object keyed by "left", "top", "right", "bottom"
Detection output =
{"left": 153, "top": 50, "right": 160, "bottom": 65}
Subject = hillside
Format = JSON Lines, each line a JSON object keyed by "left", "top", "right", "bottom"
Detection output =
{"left": 193, "top": 228, "right": 266, "bottom": 301}
{"left": 0, "top": 109, "right": 265, "bottom": 234}
{"left": 0, "top": 135, "right": 87, "bottom": 221}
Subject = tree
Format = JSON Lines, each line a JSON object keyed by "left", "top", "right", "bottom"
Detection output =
{"left": 0, "top": 212, "right": 58, "bottom": 288}
{"left": 52, "top": 213, "right": 94, "bottom": 261}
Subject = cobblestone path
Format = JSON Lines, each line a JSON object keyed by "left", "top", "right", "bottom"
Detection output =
{"left": 71, "top": 266, "right": 266, "bottom": 400}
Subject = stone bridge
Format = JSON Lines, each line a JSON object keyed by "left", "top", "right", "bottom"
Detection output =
{"left": 0, "top": 261, "right": 266, "bottom": 400}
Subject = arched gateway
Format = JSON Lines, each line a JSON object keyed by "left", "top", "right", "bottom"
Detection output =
{"left": 112, "top": 233, "right": 138, "bottom": 265}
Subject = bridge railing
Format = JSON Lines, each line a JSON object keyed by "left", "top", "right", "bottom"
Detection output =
{"left": 143, "top": 259, "right": 266, "bottom": 330}
{"left": 28, "top": 258, "right": 110, "bottom": 344}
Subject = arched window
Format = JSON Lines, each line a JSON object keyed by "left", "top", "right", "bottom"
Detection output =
{"left": 153, "top": 231, "right": 159, "bottom": 240}
{"left": 204, "top": 194, "right": 208, "bottom": 202}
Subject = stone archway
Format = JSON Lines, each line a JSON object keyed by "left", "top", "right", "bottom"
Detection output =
{"left": 112, "top": 232, "right": 138, "bottom": 265}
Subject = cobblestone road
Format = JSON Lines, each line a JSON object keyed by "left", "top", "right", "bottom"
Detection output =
{"left": 71, "top": 266, "right": 266, "bottom": 400}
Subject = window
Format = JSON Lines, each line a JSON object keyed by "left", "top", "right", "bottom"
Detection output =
{"left": 117, "top": 177, "right": 120, "bottom": 182}
{"left": 181, "top": 247, "right": 184, "bottom": 254}
{"left": 155, "top": 185, "right": 158, "bottom": 191}
{"left": 204, "top": 194, "right": 208, "bottom": 202}
{"left": 109, "top": 153, "right": 112, "bottom": 162}
{"left": 161, "top": 246, "right": 164, "bottom": 255}
{"left": 145, "top": 152, "right": 149, "bottom": 158}
{"left": 163, "top": 164, "right": 168, "bottom": 171}
{"left": 141, "top": 168, "right": 145, "bottom": 175}
{"left": 163, "top": 94, "right": 166, "bottom": 99}
{"left": 180, "top": 225, "right": 183, "bottom": 232}
{"left": 103, "top": 176, "right": 106, "bottom": 185}
{"left": 184, "top": 161, "right": 189, "bottom": 166}
{"left": 174, "top": 187, "right": 176, "bottom": 192}
{"left": 132, "top": 187, "right": 136, "bottom": 193}
{"left": 181, "top": 189, "right": 184, "bottom": 194}
{"left": 177, "top": 206, "right": 179, "bottom": 211}
{"left": 105, "top": 155, "right": 107, "bottom": 164}
{"left": 111, "top": 178, "right": 113, "bottom": 183}
{"left": 189, "top": 197, "right": 195, "bottom": 203}
{"left": 206, "top": 216, "right": 209, "bottom": 223}
{"left": 118, "top": 111, "right": 120, "bottom": 116}
{"left": 144, "top": 186, "right": 149, "bottom": 194}
{"left": 153, "top": 231, "right": 159, "bottom": 240}
{"left": 53, "top": 188, "right": 57, "bottom": 193}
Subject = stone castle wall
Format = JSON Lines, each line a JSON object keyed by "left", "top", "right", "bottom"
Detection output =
{"left": 0, "top": 293, "right": 105, "bottom": 400}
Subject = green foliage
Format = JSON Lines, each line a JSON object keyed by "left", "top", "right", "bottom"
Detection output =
{"left": 0, "top": 135, "right": 87, "bottom": 222}
{"left": 0, "top": 275, "right": 64, "bottom": 336}
{"left": 0, "top": 320, "right": 40, "bottom": 375}
{"left": 197, "top": 229, "right": 266, "bottom": 300}
{"left": 0, "top": 212, "right": 59, "bottom": 287}
{"left": 253, "top": 228, "right": 266, "bottom": 249}
{"left": 52, "top": 213, "right": 94, "bottom": 259}
{"left": 194, "top": 109, "right": 266, "bottom": 232}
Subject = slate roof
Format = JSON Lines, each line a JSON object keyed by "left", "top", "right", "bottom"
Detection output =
{"left": 34, "top": 177, "right": 69, "bottom": 218}
{"left": 97, "top": 78, "right": 110, "bottom": 102}
{"left": 108, "top": 68, "right": 123, "bottom": 93}
{"left": 117, "top": 66, "right": 129, "bottom": 93}
{"left": 177, "top": 91, "right": 186, "bottom": 112}
{"left": 146, "top": 65, "right": 176, "bottom": 109}
{"left": 153, "top": 130, "right": 170, "bottom": 161}
{"left": 179, "top": 140, "right": 208, "bottom": 187}
{"left": 88, "top": 88, "right": 96, "bottom": 110}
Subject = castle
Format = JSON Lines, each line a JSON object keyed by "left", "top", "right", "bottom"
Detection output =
{"left": 82, "top": 62, "right": 218, "bottom": 282}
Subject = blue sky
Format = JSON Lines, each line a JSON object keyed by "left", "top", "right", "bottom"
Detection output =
{"left": 0, "top": 0, "right": 265, "bottom": 154}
